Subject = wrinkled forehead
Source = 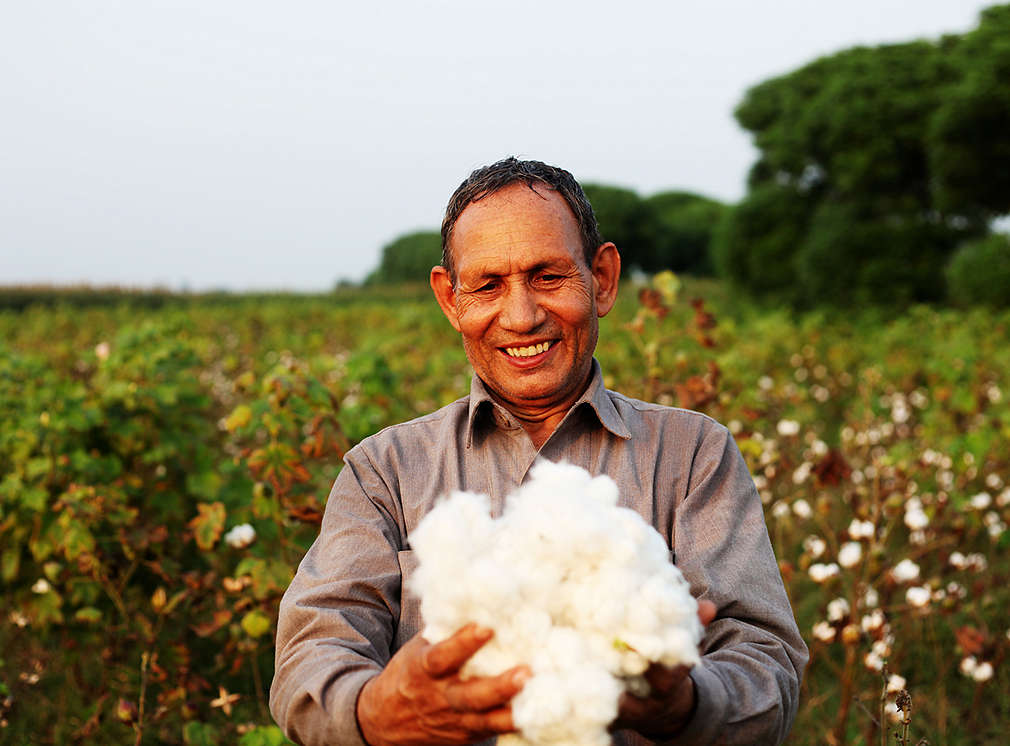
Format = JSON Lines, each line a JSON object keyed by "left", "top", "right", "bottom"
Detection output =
{"left": 450, "top": 184, "right": 584, "bottom": 270}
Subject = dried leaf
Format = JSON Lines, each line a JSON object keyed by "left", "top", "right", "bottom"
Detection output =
{"left": 188, "top": 502, "right": 226, "bottom": 551}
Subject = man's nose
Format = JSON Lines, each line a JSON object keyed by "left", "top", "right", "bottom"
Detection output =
{"left": 499, "top": 284, "right": 546, "bottom": 332}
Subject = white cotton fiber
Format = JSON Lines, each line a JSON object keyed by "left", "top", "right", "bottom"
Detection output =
{"left": 409, "top": 460, "right": 703, "bottom": 746}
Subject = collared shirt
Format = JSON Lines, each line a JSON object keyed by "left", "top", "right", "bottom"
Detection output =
{"left": 270, "top": 360, "right": 808, "bottom": 745}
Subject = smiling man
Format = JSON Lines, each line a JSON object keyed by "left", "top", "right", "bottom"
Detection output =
{"left": 270, "top": 158, "right": 807, "bottom": 745}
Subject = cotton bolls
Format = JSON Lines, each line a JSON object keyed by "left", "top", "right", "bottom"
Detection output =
{"left": 409, "top": 460, "right": 703, "bottom": 746}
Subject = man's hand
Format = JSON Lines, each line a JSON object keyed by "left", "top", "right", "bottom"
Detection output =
{"left": 356, "top": 623, "right": 530, "bottom": 746}
{"left": 612, "top": 599, "right": 718, "bottom": 739}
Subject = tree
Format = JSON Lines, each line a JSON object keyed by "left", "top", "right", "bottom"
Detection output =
{"left": 946, "top": 233, "right": 1010, "bottom": 307}
{"left": 794, "top": 203, "right": 957, "bottom": 307}
{"left": 929, "top": 4, "right": 1010, "bottom": 217}
{"left": 718, "top": 6, "right": 1006, "bottom": 307}
{"left": 366, "top": 231, "right": 442, "bottom": 285}
{"left": 644, "top": 191, "right": 728, "bottom": 276}
{"left": 582, "top": 184, "right": 661, "bottom": 273}
{"left": 711, "top": 185, "right": 812, "bottom": 306}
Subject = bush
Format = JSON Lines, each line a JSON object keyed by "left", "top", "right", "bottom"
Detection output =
{"left": 582, "top": 184, "right": 662, "bottom": 273}
{"left": 794, "top": 202, "right": 958, "bottom": 308}
{"left": 3, "top": 290, "right": 1010, "bottom": 744}
{"left": 946, "top": 233, "right": 1010, "bottom": 307}
{"left": 644, "top": 192, "right": 728, "bottom": 276}
{"left": 365, "top": 231, "right": 442, "bottom": 285}
{"left": 710, "top": 184, "right": 812, "bottom": 305}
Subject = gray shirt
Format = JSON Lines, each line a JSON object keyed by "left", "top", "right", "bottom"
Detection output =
{"left": 270, "top": 360, "right": 808, "bottom": 745}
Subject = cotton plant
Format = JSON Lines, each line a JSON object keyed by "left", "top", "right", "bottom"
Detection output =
{"left": 409, "top": 460, "right": 703, "bottom": 746}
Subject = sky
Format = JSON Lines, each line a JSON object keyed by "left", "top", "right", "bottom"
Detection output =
{"left": 0, "top": 1, "right": 996, "bottom": 291}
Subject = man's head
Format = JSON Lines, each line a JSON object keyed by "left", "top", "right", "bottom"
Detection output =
{"left": 440, "top": 157, "right": 603, "bottom": 284}
{"left": 430, "top": 159, "right": 620, "bottom": 422}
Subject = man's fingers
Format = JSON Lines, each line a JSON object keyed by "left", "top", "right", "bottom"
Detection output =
{"left": 643, "top": 662, "right": 689, "bottom": 695}
{"left": 445, "top": 667, "right": 530, "bottom": 712}
{"left": 697, "top": 599, "right": 717, "bottom": 626}
{"left": 457, "top": 706, "right": 516, "bottom": 735}
{"left": 421, "top": 624, "right": 494, "bottom": 676}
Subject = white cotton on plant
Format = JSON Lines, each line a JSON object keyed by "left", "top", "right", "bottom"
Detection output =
{"left": 837, "top": 542, "right": 862, "bottom": 568}
{"left": 905, "top": 586, "right": 931, "bottom": 608}
{"left": 409, "top": 460, "right": 703, "bottom": 746}
{"left": 890, "top": 559, "right": 920, "bottom": 583}
{"left": 808, "top": 562, "right": 840, "bottom": 583}
{"left": 224, "top": 523, "right": 256, "bottom": 549}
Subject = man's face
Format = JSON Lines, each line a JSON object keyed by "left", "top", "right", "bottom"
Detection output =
{"left": 431, "top": 183, "right": 618, "bottom": 416}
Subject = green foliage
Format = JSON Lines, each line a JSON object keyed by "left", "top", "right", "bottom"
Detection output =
{"left": 711, "top": 184, "right": 812, "bottom": 305}
{"left": 643, "top": 191, "right": 727, "bottom": 276}
{"left": 2, "top": 284, "right": 1009, "bottom": 744}
{"left": 737, "top": 41, "right": 955, "bottom": 205}
{"left": 725, "top": 6, "right": 1007, "bottom": 307}
{"left": 582, "top": 185, "right": 727, "bottom": 275}
{"left": 794, "top": 203, "right": 955, "bottom": 306}
{"left": 946, "top": 233, "right": 1010, "bottom": 307}
{"left": 582, "top": 184, "right": 662, "bottom": 272}
{"left": 365, "top": 230, "right": 442, "bottom": 285}
{"left": 929, "top": 5, "right": 1010, "bottom": 216}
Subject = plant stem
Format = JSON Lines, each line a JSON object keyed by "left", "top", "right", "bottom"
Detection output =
{"left": 135, "top": 650, "right": 149, "bottom": 746}
{"left": 832, "top": 643, "right": 857, "bottom": 745}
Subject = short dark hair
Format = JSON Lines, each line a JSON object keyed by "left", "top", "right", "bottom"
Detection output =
{"left": 440, "top": 157, "right": 603, "bottom": 282}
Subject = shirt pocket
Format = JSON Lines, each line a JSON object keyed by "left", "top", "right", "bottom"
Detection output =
{"left": 395, "top": 549, "right": 423, "bottom": 651}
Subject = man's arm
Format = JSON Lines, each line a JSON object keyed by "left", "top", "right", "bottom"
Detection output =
{"left": 660, "top": 422, "right": 808, "bottom": 745}
{"left": 270, "top": 450, "right": 404, "bottom": 746}
{"left": 270, "top": 447, "right": 528, "bottom": 746}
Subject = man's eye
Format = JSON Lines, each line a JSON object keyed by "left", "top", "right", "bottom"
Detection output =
{"left": 537, "top": 274, "right": 565, "bottom": 284}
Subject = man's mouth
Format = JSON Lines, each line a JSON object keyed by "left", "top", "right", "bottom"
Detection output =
{"left": 504, "top": 341, "right": 553, "bottom": 358}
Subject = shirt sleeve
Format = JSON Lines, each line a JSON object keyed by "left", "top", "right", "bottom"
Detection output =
{"left": 269, "top": 446, "right": 405, "bottom": 746}
{"left": 667, "top": 422, "right": 808, "bottom": 745}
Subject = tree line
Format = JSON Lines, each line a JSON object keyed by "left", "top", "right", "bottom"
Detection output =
{"left": 366, "top": 4, "right": 1010, "bottom": 308}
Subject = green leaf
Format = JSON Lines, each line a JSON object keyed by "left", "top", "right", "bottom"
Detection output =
{"left": 186, "top": 470, "right": 223, "bottom": 500}
{"left": 74, "top": 607, "right": 102, "bottom": 624}
{"left": 225, "top": 404, "right": 253, "bottom": 432}
{"left": 42, "top": 561, "right": 62, "bottom": 582}
{"left": 25, "top": 457, "right": 53, "bottom": 481}
{"left": 22, "top": 486, "right": 49, "bottom": 512}
{"left": 60, "top": 518, "right": 96, "bottom": 561}
{"left": 1, "top": 547, "right": 20, "bottom": 582}
{"left": 183, "top": 721, "right": 220, "bottom": 746}
{"left": 240, "top": 609, "right": 272, "bottom": 639}
{"left": 238, "top": 725, "right": 293, "bottom": 746}
{"left": 251, "top": 483, "right": 282, "bottom": 521}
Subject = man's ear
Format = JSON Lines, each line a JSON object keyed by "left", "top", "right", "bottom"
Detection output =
{"left": 591, "top": 242, "right": 621, "bottom": 317}
{"left": 430, "top": 265, "right": 463, "bottom": 333}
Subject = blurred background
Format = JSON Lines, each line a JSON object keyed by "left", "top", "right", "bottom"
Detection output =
{"left": 2, "top": 0, "right": 1006, "bottom": 301}
{"left": 2, "top": 3, "right": 1009, "bottom": 745}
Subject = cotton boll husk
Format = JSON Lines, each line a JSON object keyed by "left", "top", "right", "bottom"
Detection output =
{"left": 410, "top": 460, "right": 704, "bottom": 746}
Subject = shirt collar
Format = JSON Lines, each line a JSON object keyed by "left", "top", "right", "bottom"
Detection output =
{"left": 465, "top": 358, "right": 632, "bottom": 447}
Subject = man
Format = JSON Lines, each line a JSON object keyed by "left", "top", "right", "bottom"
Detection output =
{"left": 270, "top": 158, "right": 807, "bottom": 745}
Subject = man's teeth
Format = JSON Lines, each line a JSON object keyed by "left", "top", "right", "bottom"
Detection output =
{"left": 506, "top": 341, "right": 552, "bottom": 358}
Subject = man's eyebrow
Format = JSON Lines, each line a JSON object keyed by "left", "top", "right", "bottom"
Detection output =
{"left": 468, "top": 261, "right": 566, "bottom": 280}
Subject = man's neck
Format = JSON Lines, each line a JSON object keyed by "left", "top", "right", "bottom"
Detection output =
{"left": 485, "top": 366, "right": 595, "bottom": 450}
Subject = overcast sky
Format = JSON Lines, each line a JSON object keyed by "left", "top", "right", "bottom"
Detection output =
{"left": 0, "top": 1, "right": 995, "bottom": 291}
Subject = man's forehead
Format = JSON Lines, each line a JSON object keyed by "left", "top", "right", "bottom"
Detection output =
{"left": 452, "top": 185, "right": 580, "bottom": 256}
{"left": 457, "top": 248, "right": 575, "bottom": 281}
{"left": 455, "top": 183, "right": 576, "bottom": 229}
